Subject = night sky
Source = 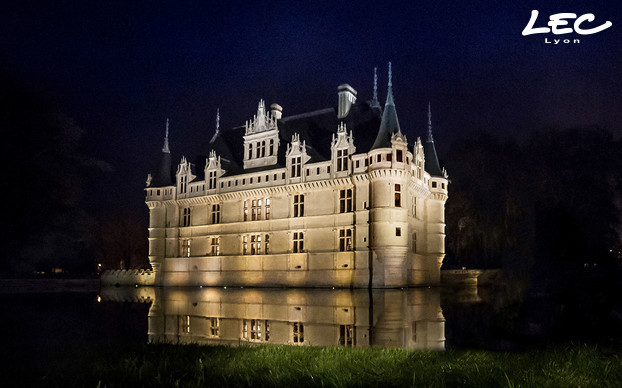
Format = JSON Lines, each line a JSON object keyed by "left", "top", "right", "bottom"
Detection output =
{"left": 2, "top": 0, "right": 621, "bottom": 216}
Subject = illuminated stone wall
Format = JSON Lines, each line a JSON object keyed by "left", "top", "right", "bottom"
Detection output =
{"left": 145, "top": 93, "right": 448, "bottom": 288}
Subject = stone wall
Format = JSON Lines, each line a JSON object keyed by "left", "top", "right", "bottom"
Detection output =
{"left": 100, "top": 269, "right": 155, "bottom": 286}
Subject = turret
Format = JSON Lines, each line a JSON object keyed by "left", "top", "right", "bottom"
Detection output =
{"left": 148, "top": 118, "right": 174, "bottom": 188}
{"left": 369, "top": 63, "right": 410, "bottom": 288}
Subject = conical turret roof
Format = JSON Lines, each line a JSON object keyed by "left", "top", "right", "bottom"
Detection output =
{"left": 371, "top": 63, "right": 402, "bottom": 150}
{"left": 151, "top": 119, "right": 174, "bottom": 187}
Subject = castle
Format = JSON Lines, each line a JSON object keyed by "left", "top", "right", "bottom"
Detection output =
{"left": 145, "top": 64, "right": 448, "bottom": 288}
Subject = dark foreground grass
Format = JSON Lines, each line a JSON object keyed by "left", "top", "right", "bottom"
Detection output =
{"left": 17, "top": 342, "right": 622, "bottom": 387}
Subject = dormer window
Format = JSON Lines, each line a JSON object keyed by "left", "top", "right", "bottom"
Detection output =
{"left": 337, "top": 149, "right": 348, "bottom": 171}
{"left": 208, "top": 171, "right": 217, "bottom": 190}
{"left": 269, "top": 139, "right": 274, "bottom": 155}
{"left": 291, "top": 156, "right": 301, "bottom": 177}
{"left": 396, "top": 150, "right": 403, "bottom": 162}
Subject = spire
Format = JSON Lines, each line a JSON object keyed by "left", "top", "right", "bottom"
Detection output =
{"left": 215, "top": 108, "right": 220, "bottom": 135}
{"left": 386, "top": 62, "right": 394, "bottom": 106}
{"left": 371, "top": 62, "right": 402, "bottom": 149}
{"left": 423, "top": 102, "right": 443, "bottom": 176}
{"left": 371, "top": 66, "right": 379, "bottom": 107}
{"left": 151, "top": 118, "right": 173, "bottom": 187}
{"left": 162, "top": 118, "right": 170, "bottom": 153}
{"left": 427, "top": 102, "right": 433, "bottom": 142}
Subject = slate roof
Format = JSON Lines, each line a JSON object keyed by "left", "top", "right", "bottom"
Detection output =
{"left": 149, "top": 98, "right": 445, "bottom": 184}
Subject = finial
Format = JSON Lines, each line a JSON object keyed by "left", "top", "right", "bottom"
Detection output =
{"left": 373, "top": 67, "right": 378, "bottom": 103}
{"left": 215, "top": 108, "right": 220, "bottom": 135}
{"left": 427, "top": 102, "right": 434, "bottom": 143}
{"left": 385, "top": 62, "right": 395, "bottom": 106}
{"left": 162, "top": 118, "right": 170, "bottom": 153}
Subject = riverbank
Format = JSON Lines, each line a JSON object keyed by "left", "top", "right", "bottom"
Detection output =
{"left": 13, "top": 342, "right": 622, "bottom": 387}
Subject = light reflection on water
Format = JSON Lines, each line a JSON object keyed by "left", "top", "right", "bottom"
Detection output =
{"left": 100, "top": 287, "right": 459, "bottom": 350}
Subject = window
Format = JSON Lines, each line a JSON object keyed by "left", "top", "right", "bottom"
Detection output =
{"left": 306, "top": 169, "right": 309, "bottom": 176}
{"left": 394, "top": 184, "right": 401, "bottom": 207}
{"left": 181, "top": 315, "right": 190, "bottom": 334}
{"left": 157, "top": 189, "right": 160, "bottom": 195}
{"left": 339, "top": 325, "right": 354, "bottom": 346}
{"left": 432, "top": 181, "right": 437, "bottom": 188}
{"left": 252, "top": 199, "right": 262, "bottom": 220}
{"left": 337, "top": 149, "right": 348, "bottom": 171}
{"left": 255, "top": 142, "right": 260, "bottom": 158}
{"left": 291, "top": 156, "right": 301, "bottom": 177}
{"left": 396, "top": 227, "right": 401, "bottom": 236}
{"left": 386, "top": 153, "right": 392, "bottom": 162}
{"left": 243, "top": 319, "right": 270, "bottom": 341}
{"left": 412, "top": 197, "right": 417, "bottom": 218}
{"left": 209, "top": 317, "right": 220, "bottom": 337}
{"left": 376, "top": 154, "right": 381, "bottom": 163}
{"left": 293, "top": 322, "right": 304, "bottom": 344}
{"left": 211, "top": 204, "right": 220, "bottom": 224}
{"left": 442, "top": 183, "right": 445, "bottom": 189}
{"left": 293, "top": 194, "right": 304, "bottom": 217}
{"left": 396, "top": 149, "right": 403, "bottom": 162}
{"left": 211, "top": 237, "right": 220, "bottom": 256}
{"left": 269, "top": 139, "right": 274, "bottom": 155}
{"left": 208, "top": 170, "right": 217, "bottom": 189}
{"left": 182, "top": 208, "right": 191, "bottom": 227}
{"left": 412, "top": 322, "right": 418, "bottom": 342}
{"left": 339, "top": 189, "right": 353, "bottom": 213}
{"left": 242, "top": 235, "right": 248, "bottom": 255}
{"left": 339, "top": 229, "right": 353, "bottom": 251}
{"left": 245, "top": 198, "right": 269, "bottom": 221}
{"left": 317, "top": 167, "right": 320, "bottom": 174}
{"left": 248, "top": 144, "right": 253, "bottom": 159}
{"left": 293, "top": 232, "right": 304, "bottom": 253}
{"left": 355, "top": 160, "right": 360, "bottom": 169}
{"left": 264, "top": 234, "right": 270, "bottom": 254}
{"left": 260, "top": 141, "right": 266, "bottom": 157}
{"left": 180, "top": 176, "right": 187, "bottom": 194}
{"left": 282, "top": 172, "right": 285, "bottom": 179}
{"left": 250, "top": 234, "right": 262, "bottom": 255}
{"left": 181, "top": 239, "right": 191, "bottom": 257}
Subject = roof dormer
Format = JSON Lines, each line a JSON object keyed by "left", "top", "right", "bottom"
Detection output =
{"left": 243, "top": 99, "right": 280, "bottom": 170}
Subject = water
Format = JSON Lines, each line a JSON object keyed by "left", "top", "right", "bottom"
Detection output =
{"left": 1, "top": 281, "right": 620, "bottom": 370}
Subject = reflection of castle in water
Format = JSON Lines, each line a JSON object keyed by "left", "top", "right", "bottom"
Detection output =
{"left": 100, "top": 287, "right": 445, "bottom": 350}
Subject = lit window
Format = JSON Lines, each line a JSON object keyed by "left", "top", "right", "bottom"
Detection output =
{"left": 250, "top": 234, "right": 262, "bottom": 255}
{"left": 209, "top": 317, "right": 220, "bottom": 337}
{"left": 242, "top": 235, "right": 248, "bottom": 255}
{"left": 291, "top": 156, "right": 301, "bottom": 177}
{"left": 181, "top": 239, "right": 191, "bottom": 257}
{"left": 243, "top": 319, "right": 270, "bottom": 341}
{"left": 293, "top": 232, "right": 304, "bottom": 253}
{"left": 181, "top": 315, "right": 190, "bottom": 334}
{"left": 211, "top": 204, "right": 220, "bottom": 224}
{"left": 339, "top": 325, "right": 354, "bottom": 346}
{"left": 337, "top": 149, "right": 348, "bottom": 171}
{"left": 394, "top": 184, "right": 401, "bottom": 207}
{"left": 265, "top": 199, "right": 271, "bottom": 220}
{"left": 211, "top": 237, "right": 220, "bottom": 256}
{"left": 293, "top": 194, "right": 304, "bottom": 217}
{"left": 252, "top": 199, "right": 261, "bottom": 220}
{"left": 182, "top": 207, "right": 191, "bottom": 227}
{"left": 339, "top": 189, "right": 353, "bottom": 213}
{"left": 243, "top": 200, "right": 249, "bottom": 221}
{"left": 293, "top": 322, "right": 304, "bottom": 344}
{"left": 339, "top": 229, "right": 353, "bottom": 251}
{"left": 412, "top": 197, "right": 417, "bottom": 218}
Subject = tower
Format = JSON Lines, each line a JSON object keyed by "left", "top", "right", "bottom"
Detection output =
{"left": 368, "top": 63, "right": 411, "bottom": 287}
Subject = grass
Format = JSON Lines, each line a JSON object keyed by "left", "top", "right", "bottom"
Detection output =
{"left": 12, "top": 342, "right": 622, "bottom": 387}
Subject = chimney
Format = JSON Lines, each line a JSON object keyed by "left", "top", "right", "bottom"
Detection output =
{"left": 337, "top": 84, "right": 357, "bottom": 119}
{"left": 270, "top": 103, "right": 283, "bottom": 120}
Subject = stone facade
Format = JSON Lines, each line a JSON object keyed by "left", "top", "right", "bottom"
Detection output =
{"left": 145, "top": 66, "right": 448, "bottom": 288}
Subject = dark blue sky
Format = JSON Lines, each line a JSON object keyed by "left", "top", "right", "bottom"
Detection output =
{"left": 2, "top": 0, "right": 620, "bottom": 214}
